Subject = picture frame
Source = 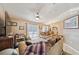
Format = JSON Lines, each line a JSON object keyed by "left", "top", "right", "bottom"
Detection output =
{"left": 19, "top": 26, "right": 24, "bottom": 30}
{"left": 6, "top": 21, "right": 17, "bottom": 26}
{"left": 64, "top": 16, "right": 79, "bottom": 29}
{"left": 12, "top": 22, "right": 17, "bottom": 26}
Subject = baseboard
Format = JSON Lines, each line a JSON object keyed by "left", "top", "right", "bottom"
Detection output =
{"left": 63, "top": 43, "right": 79, "bottom": 55}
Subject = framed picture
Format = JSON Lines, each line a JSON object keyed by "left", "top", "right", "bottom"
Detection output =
{"left": 64, "top": 16, "right": 79, "bottom": 29}
{"left": 19, "top": 26, "right": 24, "bottom": 30}
{"left": 12, "top": 22, "right": 17, "bottom": 26}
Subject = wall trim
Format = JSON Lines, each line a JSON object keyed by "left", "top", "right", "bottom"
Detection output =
{"left": 63, "top": 43, "right": 79, "bottom": 55}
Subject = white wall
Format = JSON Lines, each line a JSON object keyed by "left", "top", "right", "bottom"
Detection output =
{"left": 63, "top": 29, "right": 79, "bottom": 51}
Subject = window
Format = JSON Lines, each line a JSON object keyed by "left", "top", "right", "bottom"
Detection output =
{"left": 27, "top": 23, "right": 39, "bottom": 39}
{"left": 42, "top": 25, "right": 49, "bottom": 32}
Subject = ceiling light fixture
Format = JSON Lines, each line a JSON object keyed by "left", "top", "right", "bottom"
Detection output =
{"left": 36, "top": 12, "right": 40, "bottom": 20}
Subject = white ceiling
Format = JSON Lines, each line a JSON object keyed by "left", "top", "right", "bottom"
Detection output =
{"left": 0, "top": 3, "right": 79, "bottom": 24}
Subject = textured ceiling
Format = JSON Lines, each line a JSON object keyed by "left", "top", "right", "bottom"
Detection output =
{"left": 0, "top": 3, "right": 79, "bottom": 24}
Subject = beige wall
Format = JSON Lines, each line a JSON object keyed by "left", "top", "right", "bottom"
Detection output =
{"left": 6, "top": 13, "right": 45, "bottom": 36}
{"left": 0, "top": 7, "right": 5, "bottom": 26}
{"left": 6, "top": 16, "right": 27, "bottom": 35}
{"left": 0, "top": 7, "right": 46, "bottom": 36}
{"left": 0, "top": 7, "right": 27, "bottom": 36}
{"left": 50, "top": 21, "right": 63, "bottom": 35}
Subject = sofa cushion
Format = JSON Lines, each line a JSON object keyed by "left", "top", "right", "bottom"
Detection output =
{"left": 0, "top": 48, "right": 18, "bottom": 55}
{"left": 18, "top": 41, "right": 27, "bottom": 55}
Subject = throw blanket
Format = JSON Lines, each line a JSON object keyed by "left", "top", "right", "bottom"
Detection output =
{"left": 24, "top": 42, "right": 46, "bottom": 55}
